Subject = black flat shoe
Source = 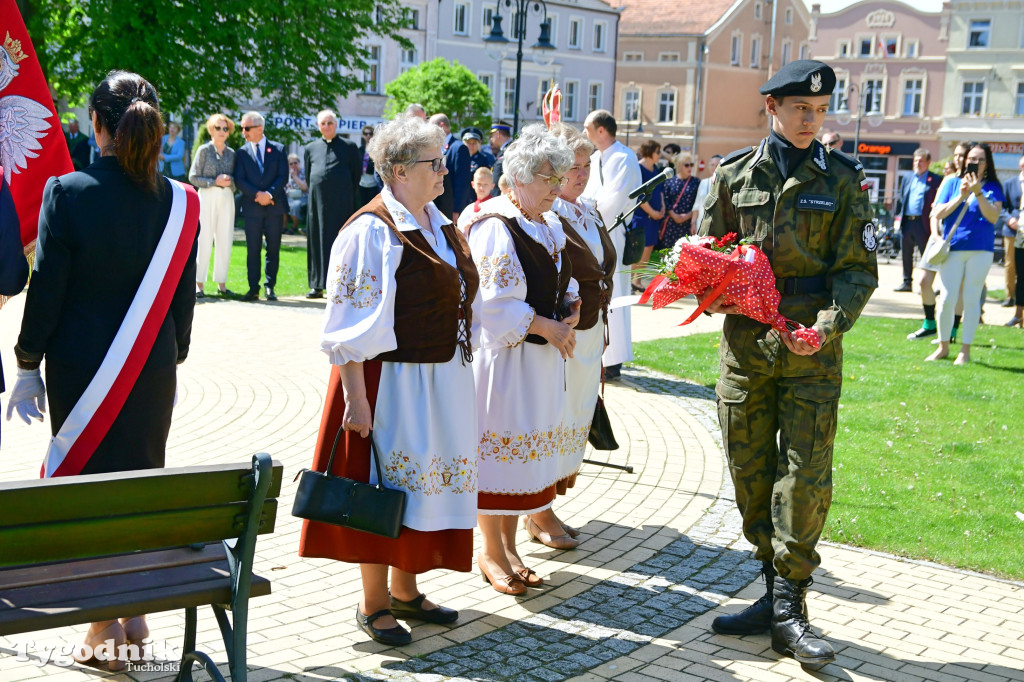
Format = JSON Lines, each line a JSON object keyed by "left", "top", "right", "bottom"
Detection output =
{"left": 305, "top": 288, "right": 324, "bottom": 299}
{"left": 195, "top": 290, "right": 205, "bottom": 298}
{"left": 218, "top": 288, "right": 234, "bottom": 297}
{"left": 243, "top": 289, "right": 259, "bottom": 302}
{"left": 264, "top": 286, "right": 277, "bottom": 302}
{"left": 390, "top": 593, "right": 459, "bottom": 624}
{"left": 354, "top": 606, "right": 411, "bottom": 645}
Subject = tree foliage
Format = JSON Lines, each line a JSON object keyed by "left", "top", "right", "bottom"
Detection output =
{"left": 384, "top": 58, "right": 492, "bottom": 132}
{"left": 17, "top": 0, "right": 409, "bottom": 141}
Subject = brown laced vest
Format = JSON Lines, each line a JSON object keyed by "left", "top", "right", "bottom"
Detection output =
{"left": 559, "top": 209, "right": 616, "bottom": 331}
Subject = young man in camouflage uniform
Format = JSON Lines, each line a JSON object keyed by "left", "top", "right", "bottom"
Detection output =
{"left": 698, "top": 60, "right": 878, "bottom": 670}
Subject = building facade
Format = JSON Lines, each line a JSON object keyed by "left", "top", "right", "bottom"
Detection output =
{"left": 938, "top": 0, "right": 1024, "bottom": 177}
{"left": 812, "top": 1, "right": 949, "bottom": 205}
{"left": 614, "top": 0, "right": 812, "bottom": 171}
{"left": 433, "top": 0, "right": 620, "bottom": 130}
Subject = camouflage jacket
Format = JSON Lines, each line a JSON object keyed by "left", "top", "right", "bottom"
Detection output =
{"left": 698, "top": 138, "right": 879, "bottom": 377}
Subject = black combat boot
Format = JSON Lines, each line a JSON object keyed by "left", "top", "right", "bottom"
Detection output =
{"left": 711, "top": 562, "right": 776, "bottom": 635}
{"left": 771, "top": 576, "right": 835, "bottom": 670}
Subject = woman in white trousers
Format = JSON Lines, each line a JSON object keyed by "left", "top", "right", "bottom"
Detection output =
{"left": 189, "top": 114, "right": 237, "bottom": 297}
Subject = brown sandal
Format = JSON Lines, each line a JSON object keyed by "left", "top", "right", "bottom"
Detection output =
{"left": 478, "top": 554, "right": 527, "bottom": 595}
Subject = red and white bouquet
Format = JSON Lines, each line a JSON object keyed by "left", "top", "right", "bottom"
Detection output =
{"left": 639, "top": 233, "right": 821, "bottom": 348}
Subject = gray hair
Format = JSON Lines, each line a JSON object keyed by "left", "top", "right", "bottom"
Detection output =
{"left": 405, "top": 103, "right": 427, "bottom": 118}
{"left": 317, "top": 109, "right": 337, "bottom": 124}
{"left": 503, "top": 124, "right": 574, "bottom": 186}
{"left": 368, "top": 116, "right": 446, "bottom": 184}
{"left": 241, "top": 111, "right": 265, "bottom": 126}
{"left": 548, "top": 122, "right": 594, "bottom": 157}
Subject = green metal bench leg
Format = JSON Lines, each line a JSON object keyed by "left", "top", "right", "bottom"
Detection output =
{"left": 177, "top": 651, "right": 227, "bottom": 682}
{"left": 175, "top": 606, "right": 198, "bottom": 682}
{"left": 212, "top": 605, "right": 236, "bottom": 675}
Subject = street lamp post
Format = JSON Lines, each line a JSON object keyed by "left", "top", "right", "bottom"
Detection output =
{"left": 835, "top": 81, "right": 883, "bottom": 159}
{"left": 485, "top": 1, "right": 556, "bottom": 136}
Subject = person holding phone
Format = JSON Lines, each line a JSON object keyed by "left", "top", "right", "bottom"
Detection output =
{"left": 926, "top": 143, "right": 1004, "bottom": 365}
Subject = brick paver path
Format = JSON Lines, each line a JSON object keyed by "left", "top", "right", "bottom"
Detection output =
{"left": 2, "top": 279, "right": 1023, "bottom": 681}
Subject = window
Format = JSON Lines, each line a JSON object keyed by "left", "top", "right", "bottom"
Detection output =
{"left": 754, "top": 1, "right": 762, "bottom": 19}
{"left": 363, "top": 45, "right": 381, "bottom": 94}
{"left": 658, "top": 90, "right": 676, "bottom": 123}
{"left": 547, "top": 15, "right": 558, "bottom": 47}
{"left": 781, "top": 40, "right": 792, "bottom": 66}
{"left": 483, "top": 6, "right": 494, "bottom": 34}
{"left": 624, "top": 51, "right": 643, "bottom": 62}
{"left": 968, "top": 19, "right": 990, "bottom": 48}
{"left": 375, "top": 4, "right": 385, "bottom": 24}
{"left": 624, "top": 89, "right": 640, "bottom": 122}
{"left": 750, "top": 36, "right": 761, "bottom": 68}
{"left": 1017, "top": 83, "right": 1024, "bottom": 116}
{"left": 902, "top": 79, "right": 923, "bottom": 116}
{"left": 569, "top": 17, "right": 582, "bottom": 49}
{"left": 478, "top": 73, "right": 494, "bottom": 113}
{"left": 594, "top": 21, "right": 607, "bottom": 52}
{"left": 882, "top": 35, "right": 899, "bottom": 57}
{"left": 400, "top": 47, "right": 418, "bottom": 73}
{"left": 503, "top": 76, "right": 517, "bottom": 117}
{"left": 453, "top": 2, "right": 469, "bottom": 36}
{"left": 565, "top": 80, "right": 579, "bottom": 120}
{"left": 799, "top": 42, "right": 809, "bottom": 60}
{"left": 589, "top": 82, "right": 603, "bottom": 112}
{"left": 859, "top": 36, "right": 873, "bottom": 58}
{"left": 829, "top": 78, "right": 847, "bottom": 113}
{"left": 537, "top": 78, "right": 552, "bottom": 115}
{"left": 785, "top": 7, "right": 793, "bottom": 24}
{"left": 961, "top": 80, "right": 984, "bottom": 115}
{"left": 905, "top": 40, "right": 919, "bottom": 58}
{"left": 659, "top": 52, "right": 680, "bottom": 62}
{"left": 510, "top": 10, "right": 525, "bottom": 39}
{"left": 731, "top": 34, "right": 741, "bottom": 65}
{"left": 837, "top": 40, "right": 850, "bottom": 58}
{"left": 864, "top": 79, "right": 883, "bottom": 113}
{"left": 404, "top": 7, "right": 420, "bottom": 29}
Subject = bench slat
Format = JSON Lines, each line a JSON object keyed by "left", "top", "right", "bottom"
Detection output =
{"left": 0, "top": 500, "right": 278, "bottom": 568}
{"left": 0, "top": 572, "right": 271, "bottom": 636}
{"left": 0, "top": 544, "right": 226, "bottom": 591}
{"left": 0, "top": 460, "right": 284, "bottom": 527}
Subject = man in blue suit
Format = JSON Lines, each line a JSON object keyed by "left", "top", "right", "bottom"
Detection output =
{"left": 999, "top": 153, "right": 1024, "bottom": 307}
{"left": 429, "top": 113, "right": 471, "bottom": 222}
{"left": 894, "top": 148, "right": 941, "bottom": 292}
{"left": 235, "top": 111, "right": 289, "bottom": 301}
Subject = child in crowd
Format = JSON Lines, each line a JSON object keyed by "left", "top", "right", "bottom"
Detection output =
{"left": 457, "top": 167, "right": 495, "bottom": 231}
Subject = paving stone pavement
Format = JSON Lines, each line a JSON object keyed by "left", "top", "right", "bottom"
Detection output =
{"left": 2, "top": 284, "right": 1023, "bottom": 682}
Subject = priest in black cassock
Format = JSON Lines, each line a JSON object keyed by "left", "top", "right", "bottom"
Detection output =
{"left": 302, "top": 110, "right": 362, "bottom": 299}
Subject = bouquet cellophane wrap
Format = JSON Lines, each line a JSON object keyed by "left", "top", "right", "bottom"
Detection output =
{"left": 639, "top": 241, "right": 820, "bottom": 348}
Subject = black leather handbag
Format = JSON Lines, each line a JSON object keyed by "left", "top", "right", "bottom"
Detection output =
{"left": 621, "top": 222, "right": 645, "bottom": 266}
{"left": 291, "top": 428, "right": 406, "bottom": 538}
{"left": 588, "top": 367, "right": 619, "bottom": 451}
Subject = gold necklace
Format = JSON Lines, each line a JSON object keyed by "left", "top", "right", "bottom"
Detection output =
{"left": 507, "top": 192, "right": 560, "bottom": 264}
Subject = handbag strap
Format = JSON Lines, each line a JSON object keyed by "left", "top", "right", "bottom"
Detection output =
{"left": 668, "top": 176, "right": 694, "bottom": 215}
{"left": 942, "top": 201, "right": 971, "bottom": 244}
{"left": 326, "top": 426, "right": 388, "bottom": 491}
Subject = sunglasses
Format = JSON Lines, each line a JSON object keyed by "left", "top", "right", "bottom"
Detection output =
{"left": 212, "top": 125, "right": 229, "bottom": 132}
{"left": 363, "top": 131, "right": 373, "bottom": 136}
{"left": 535, "top": 172, "right": 568, "bottom": 188}
{"left": 413, "top": 156, "right": 447, "bottom": 172}
{"left": 681, "top": 163, "right": 693, "bottom": 167}
{"left": 242, "top": 125, "right": 262, "bottom": 131}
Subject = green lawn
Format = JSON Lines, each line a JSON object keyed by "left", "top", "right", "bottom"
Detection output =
{"left": 633, "top": 316, "right": 1024, "bottom": 580}
{"left": 198, "top": 240, "right": 311, "bottom": 299}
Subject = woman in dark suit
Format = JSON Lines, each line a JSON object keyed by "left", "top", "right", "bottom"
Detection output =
{"left": 7, "top": 70, "right": 199, "bottom": 670}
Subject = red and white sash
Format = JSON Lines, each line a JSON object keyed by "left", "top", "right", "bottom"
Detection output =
{"left": 42, "top": 179, "right": 199, "bottom": 478}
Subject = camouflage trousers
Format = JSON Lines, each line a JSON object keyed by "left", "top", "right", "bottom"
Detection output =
{"left": 716, "top": 365, "right": 840, "bottom": 580}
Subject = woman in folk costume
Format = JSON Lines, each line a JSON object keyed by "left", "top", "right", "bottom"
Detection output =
{"left": 8, "top": 71, "right": 200, "bottom": 670}
{"left": 523, "top": 122, "right": 616, "bottom": 550}
{"left": 298, "top": 116, "right": 481, "bottom": 646}
{"left": 463, "top": 124, "right": 581, "bottom": 594}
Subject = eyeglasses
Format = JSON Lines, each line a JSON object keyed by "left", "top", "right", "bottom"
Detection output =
{"left": 413, "top": 156, "right": 447, "bottom": 172}
{"left": 363, "top": 131, "right": 373, "bottom": 136}
{"left": 212, "top": 126, "right": 228, "bottom": 132}
{"left": 241, "top": 125, "right": 262, "bottom": 131}
{"left": 535, "top": 172, "right": 568, "bottom": 188}
{"left": 681, "top": 163, "right": 693, "bottom": 167}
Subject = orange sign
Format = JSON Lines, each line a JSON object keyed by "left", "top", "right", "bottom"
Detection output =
{"left": 858, "top": 142, "right": 892, "bottom": 155}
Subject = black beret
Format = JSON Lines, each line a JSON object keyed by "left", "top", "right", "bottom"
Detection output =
{"left": 759, "top": 60, "right": 836, "bottom": 97}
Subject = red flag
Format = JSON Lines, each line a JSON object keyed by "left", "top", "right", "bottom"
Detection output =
{"left": 1, "top": 0, "right": 74, "bottom": 253}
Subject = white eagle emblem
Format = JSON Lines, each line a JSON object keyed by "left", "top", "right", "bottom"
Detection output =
{"left": 862, "top": 222, "right": 877, "bottom": 252}
{"left": 814, "top": 144, "right": 827, "bottom": 170}
{"left": 0, "top": 31, "right": 54, "bottom": 185}
{"left": 810, "top": 72, "right": 822, "bottom": 93}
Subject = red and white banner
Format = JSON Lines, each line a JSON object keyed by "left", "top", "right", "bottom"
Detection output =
{"left": 1, "top": 0, "right": 74, "bottom": 252}
{"left": 42, "top": 180, "right": 199, "bottom": 478}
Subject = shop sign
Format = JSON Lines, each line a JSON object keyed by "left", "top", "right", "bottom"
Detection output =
{"left": 840, "top": 140, "right": 921, "bottom": 156}
{"left": 985, "top": 142, "right": 1024, "bottom": 155}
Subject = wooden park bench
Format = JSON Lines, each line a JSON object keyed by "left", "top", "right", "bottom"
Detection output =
{"left": 0, "top": 453, "right": 282, "bottom": 682}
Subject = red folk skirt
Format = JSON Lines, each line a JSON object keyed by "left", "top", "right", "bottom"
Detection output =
{"left": 297, "top": 361, "right": 473, "bottom": 573}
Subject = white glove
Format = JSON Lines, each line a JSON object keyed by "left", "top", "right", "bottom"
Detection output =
{"left": 5, "top": 368, "right": 47, "bottom": 424}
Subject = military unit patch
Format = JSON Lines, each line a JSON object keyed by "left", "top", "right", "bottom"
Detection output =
{"left": 862, "top": 222, "right": 877, "bottom": 251}
{"left": 860, "top": 178, "right": 872, "bottom": 192}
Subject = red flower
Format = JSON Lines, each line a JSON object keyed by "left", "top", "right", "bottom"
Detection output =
{"left": 716, "top": 232, "right": 737, "bottom": 249}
